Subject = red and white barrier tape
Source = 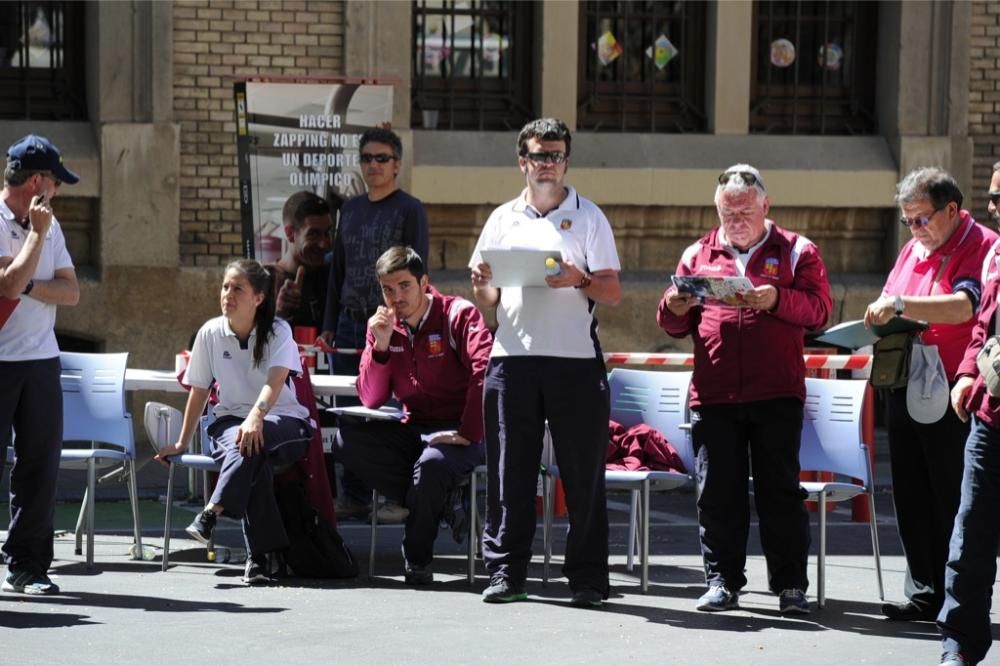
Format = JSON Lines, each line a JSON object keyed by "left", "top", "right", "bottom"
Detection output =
{"left": 300, "top": 343, "right": 873, "bottom": 370}
{"left": 603, "top": 352, "right": 872, "bottom": 370}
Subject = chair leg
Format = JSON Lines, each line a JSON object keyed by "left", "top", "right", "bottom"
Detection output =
{"left": 467, "top": 473, "right": 476, "bottom": 586}
{"left": 163, "top": 462, "right": 175, "bottom": 572}
{"left": 817, "top": 490, "right": 827, "bottom": 609}
{"left": 626, "top": 489, "right": 637, "bottom": 572}
{"left": 127, "top": 460, "right": 143, "bottom": 560}
{"left": 542, "top": 472, "right": 554, "bottom": 586}
{"left": 86, "top": 459, "right": 96, "bottom": 569}
{"left": 368, "top": 488, "right": 378, "bottom": 580}
{"left": 641, "top": 479, "right": 650, "bottom": 594}
{"left": 867, "top": 490, "right": 884, "bottom": 601}
{"left": 74, "top": 487, "right": 88, "bottom": 556}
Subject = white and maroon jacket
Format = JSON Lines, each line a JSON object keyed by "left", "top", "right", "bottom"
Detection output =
{"left": 657, "top": 222, "right": 832, "bottom": 407}
{"left": 356, "top": 287, "right": 493, "bottom": 443}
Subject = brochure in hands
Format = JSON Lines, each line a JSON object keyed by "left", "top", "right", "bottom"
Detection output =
{"left": 671, "top": 275, "right": 755, "bottom": 307}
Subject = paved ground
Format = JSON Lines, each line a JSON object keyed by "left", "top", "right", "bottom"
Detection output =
{"left": 2, "top": 489, "right": 996, "bottom": 665}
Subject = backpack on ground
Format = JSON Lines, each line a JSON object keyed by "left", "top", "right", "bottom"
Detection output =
{"left": 275, "top": 480, "right": 358, "bottom": 579}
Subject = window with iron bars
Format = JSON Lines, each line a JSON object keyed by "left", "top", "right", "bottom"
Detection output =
{"left": 0, "top": 1, "right": 87, "bottom": 121}
{"left": 411, "top": 0, "right": 534, "bottom": 131}
{"left": 577, "top": 1, "right": 706, "bottom": 133}
{"left": 750, "top": 0, "right": 877, "bottom": 135}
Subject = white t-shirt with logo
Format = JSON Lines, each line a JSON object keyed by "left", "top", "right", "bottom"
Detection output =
{"left": 184, "top": 316, "right": 309, "bottom": 421}
{"left": 469, "top": 186, "right": 621, "bottom": 359}
{"left": 0, "top": 199, "right": 74, "bottom": 361}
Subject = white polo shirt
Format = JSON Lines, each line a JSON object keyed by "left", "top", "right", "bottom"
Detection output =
{"left": 184, "top": 316, "right": 309, "bottom": 421}
{"left": 469, "top": 186, "right": 621, "bottom": 359}
{"left": 0, "top": 199, "right": 74, "bottom": 361}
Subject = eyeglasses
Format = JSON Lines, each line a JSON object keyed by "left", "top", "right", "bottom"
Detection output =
{"left": 360, "top": 153, "right": 395, "bottom": 164}
{"left": 899, "top": 207, "right": 944, "bottom": 228}
{"left": 989, "top": 191, "right": 1000, "bottom": 206}
{"left": 718, "top": 170, "right": 761, "bottom": 187}
{"left": 524, "top": 151, "right": 566, "bottom": 165}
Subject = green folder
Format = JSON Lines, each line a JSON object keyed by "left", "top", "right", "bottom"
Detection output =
{"left": 816, "top": 317, "right": 928, "bottom": 350}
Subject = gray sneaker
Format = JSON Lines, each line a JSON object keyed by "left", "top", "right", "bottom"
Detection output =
{"left": 778, "top": 588, "right": 810, "bottom": 614}
{"left": 2, "top": 570, "right": 60, "bottom": 595}
{"left": 696, "top": 585, "right": 739, "bottom": 612}
{"left": 482, "top": 575, "right": 527, "bottom": 603}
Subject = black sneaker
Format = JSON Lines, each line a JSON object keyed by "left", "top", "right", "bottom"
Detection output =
{"left": 401, "top": 545, "right": 433, "bottom": 585}
{"left": 185, "top": 509, "right": 217, "bottom": 545}
{"left": 2, "top": 570, "right": 60, "bottom": 595}
{"left": 882, "top": 600, "right": 937, "bottom": 622}
{"left": 778, "top": 588, "right": 810, "bottom": 614}
{"left": 570, "top": 588, "right": 604, "bottom": 608}
{"left": 243, "top": 556, "right": 274, "bottom": 585}
{"left": 482, "top": 574, "right": 527, "bottom": 603}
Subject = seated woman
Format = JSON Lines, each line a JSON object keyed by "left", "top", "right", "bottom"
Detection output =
{"left": 155, "top": 259, "right": 313, "bottom": 584}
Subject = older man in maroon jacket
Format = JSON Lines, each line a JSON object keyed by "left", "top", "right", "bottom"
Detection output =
{"left": 658, "top": 164, "right": 832, "bottom": 615}
{"left": 334, "top": 246, "right": 492, "bottom": 585}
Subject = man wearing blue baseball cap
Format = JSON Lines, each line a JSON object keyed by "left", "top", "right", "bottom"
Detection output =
{"left": 0, "top": 134, "right": 80, "bottom": 595}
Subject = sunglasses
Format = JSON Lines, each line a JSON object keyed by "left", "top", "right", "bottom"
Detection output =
{"left": 718, "top": 170, "right": 761, "bottom": 187}
{"left": 360, "top": 153, "right": 395, "bottom": 164}
{"left": 989, "top": 191, "right": 1000, "bottom": 206}
{"left": 899, "top": 206, "right": 944, "bottom": 228}
{"left": 524, "top": 151, "right": 566, "bottom": 165}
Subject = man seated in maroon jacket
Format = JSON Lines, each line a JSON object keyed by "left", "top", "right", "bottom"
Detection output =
{"left": 657, "top": 164, "right": 832, "bottom": 615}
{"left": 333, "top": 245, "right": 493, "bottom": 585}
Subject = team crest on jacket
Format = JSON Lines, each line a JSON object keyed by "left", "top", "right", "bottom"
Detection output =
{"left": 560, "top": 219, "right": 572, "bottom": 230}
{"left": 762, "top": 256, "right": 780, "bottom": 278}
{"left": 427, "top": 334, "right": 443, "bottom": 356}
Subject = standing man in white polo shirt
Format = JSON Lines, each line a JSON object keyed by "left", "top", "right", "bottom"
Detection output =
{"left": 0, "top": 134, "right": 80, "bottom": 595}
{"left": 469, "top": 118, "right": 622, "bottom": 607}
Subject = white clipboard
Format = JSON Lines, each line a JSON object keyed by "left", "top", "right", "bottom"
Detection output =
{"left": 480, "top": 249, "right": 563, "bottom": 288}
{"left": 328, "top": 406, "right": 405, "bottom": 421}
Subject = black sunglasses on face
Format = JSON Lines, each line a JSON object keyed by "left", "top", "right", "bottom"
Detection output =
{"left": 360, "top": 153, "right": 395, "bottom": 164}
{"left": 899, "top": 206, "right": 944, "bottom": 228}
{"left": 524, "top": 151, "right": 566, "bottom": 165}
{"left": 718, "top": 170, "right": 760, "bottom": 187}
{"left": 989, "top": 191, "right": 1000, "bottom": 206}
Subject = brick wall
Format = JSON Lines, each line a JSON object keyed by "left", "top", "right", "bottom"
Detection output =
{"left": 173, "top": 0, "right": 345, "bottom": 266}
{"left": 970, "top": 1, "right": 1000, "bottom": 225}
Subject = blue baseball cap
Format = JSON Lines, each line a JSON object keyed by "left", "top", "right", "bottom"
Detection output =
{"left": 6, "top": 134, "right": 80, "bottom": 185}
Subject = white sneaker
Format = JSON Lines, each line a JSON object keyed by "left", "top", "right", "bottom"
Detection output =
{"left": 373, "top": 501, "right": 409, "bottom": 524}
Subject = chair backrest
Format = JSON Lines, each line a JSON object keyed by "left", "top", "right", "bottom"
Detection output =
{"left": 800, "top": 377, "right": 871, "bottom": 484}
{"left": 143, "top": 401, "right": 182, "bottom": 456}
{"left": 608, "top": 368, "right": 694, "bottom": 472}
{"left": 60, "top": 351, "right": 134, "bottom": 456}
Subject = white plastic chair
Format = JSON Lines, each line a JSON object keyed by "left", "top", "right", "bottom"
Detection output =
{"left": 369, "top": 464, "right": 486, "bottom": 585}
{"left": 799, "top": 377, "right": 884, "bottom": 608}
{"left": 543, "top": 369, "right": 694, "bottom": 593}
{"left": 58, "top": 352, "right": 143, "bottom": 568}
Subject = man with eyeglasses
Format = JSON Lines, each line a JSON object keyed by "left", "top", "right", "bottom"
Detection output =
{"left": 321, "top": 127, "right": 429, "bottom": 524}
{"left": 658, "top": 164, "right": 832, "bottom": 614}
{"left": 273, "top": 190, "right": 338, "bottom": 328}
{"left": 863, "top": 167, "right": 997, "bottom": 625}
{"left": 0, "top": 134, "right": 80, "bottom": 594}
{"left": 936, "top": 162, "right": 1000, "bottom": 666}
{"left": 470, "top": 118, "right": 622, "bottom": 607}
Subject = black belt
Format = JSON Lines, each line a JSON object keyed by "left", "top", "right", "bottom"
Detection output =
{"left": 342, "top": 307, "right": 377, "bottom": 323}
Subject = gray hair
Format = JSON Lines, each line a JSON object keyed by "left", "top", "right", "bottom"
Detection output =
{"left": 895, "top": 167, "right": 963, "bottom": 210}
{"left": 3, "top": 165, "right": 32, "bottom": 187}
{"left": 714, "top": 163, "right": 767, "bottom": 207}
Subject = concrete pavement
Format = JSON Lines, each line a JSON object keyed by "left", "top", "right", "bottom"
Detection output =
{"left": 2, "top": 491, "right": 995, "bottom": 665}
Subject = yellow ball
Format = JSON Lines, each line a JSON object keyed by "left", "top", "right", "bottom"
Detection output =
{"left": 545, "top": 257, "right": 558, "bottom": 269}
{"left": 207, "top": 550, "right": 216, "bottom": 562}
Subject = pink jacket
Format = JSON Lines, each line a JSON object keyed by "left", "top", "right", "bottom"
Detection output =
{"left": 356, "top": 287, "right": 493, "bottom": 443}
{"left": 657, "top": 222, "right": 831, "bottom": 407}
{"left": 957, "top": 277, "right": 1000, "bottom": 428}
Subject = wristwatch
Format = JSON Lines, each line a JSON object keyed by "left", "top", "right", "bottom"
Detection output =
{"left": 893, "top": 295, "right": 905, "bottom": 316}
{"left": 22, "top": 279, "right": 33, "bottom": 296}
{"left": 575, "top": 272, "right": 593, "bottom": 290}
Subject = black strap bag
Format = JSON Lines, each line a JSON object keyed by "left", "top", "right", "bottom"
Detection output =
{"left": 274, "top": 480, "right": 358, "bottom": 579}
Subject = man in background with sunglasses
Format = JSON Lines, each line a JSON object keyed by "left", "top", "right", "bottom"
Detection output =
{"left": 864, "top": 167, "right": 997, "bottom": 624}
{"left": 470, "top": 118, "right": 621, "bottom": 607}
{"left": 658, "top": 164, "right": 831, "bottom": 615}
{"left": 0, "top": 134, "right": 80, "bottom": 594}
{"left": 322, "top": 127, "right": 429, "bottom": 524}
